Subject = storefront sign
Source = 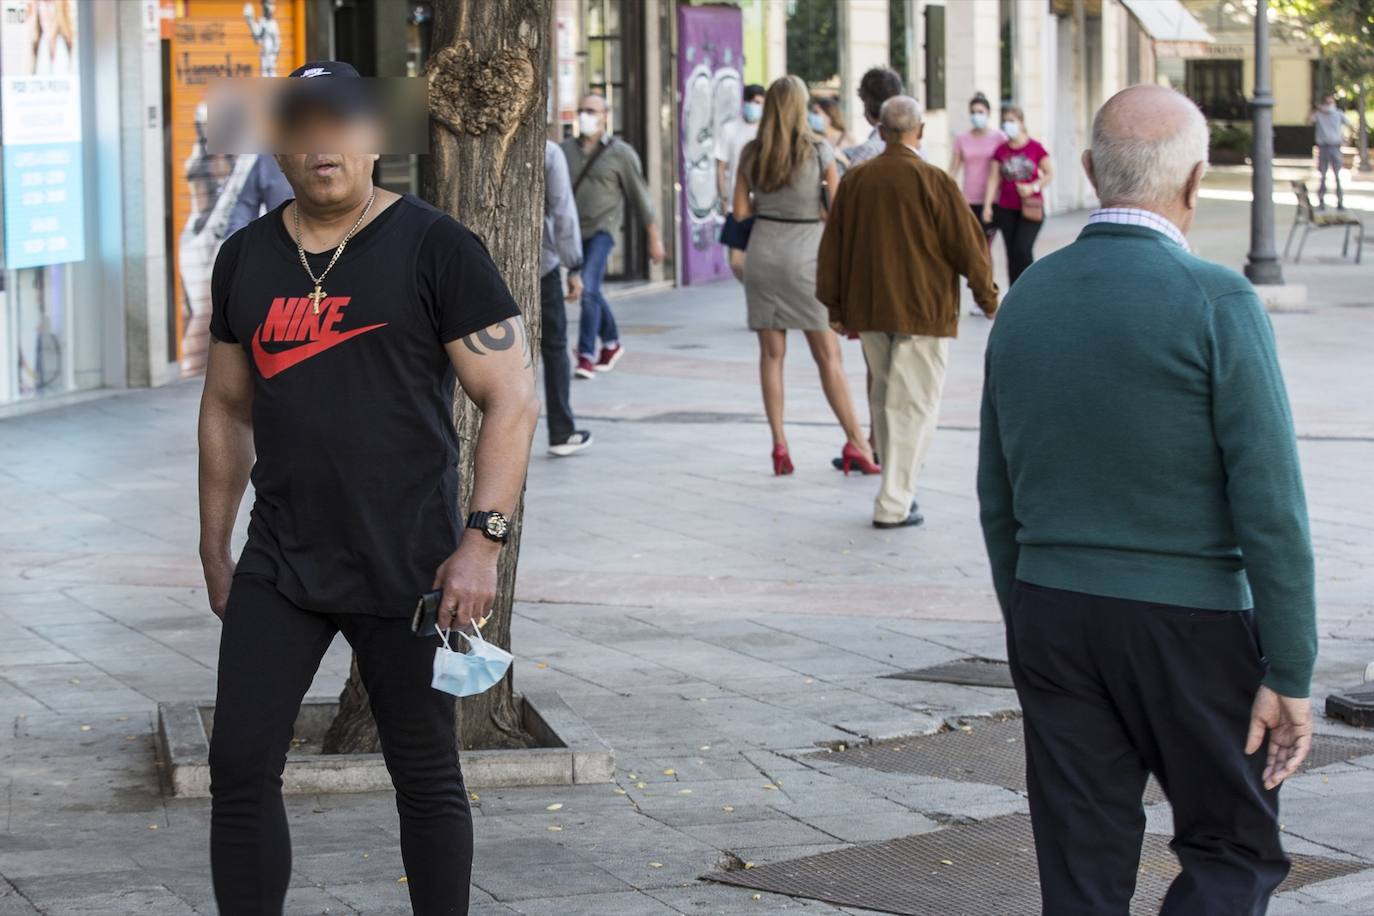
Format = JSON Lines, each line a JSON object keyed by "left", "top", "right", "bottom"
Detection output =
{"left": 0, "top": 0, "right": 85, "bottom": 270}
{"left": 168, "top": 0, "right": 301, "bottom": 375}
{"left": 677, "top": 5, "right": 743, "bottom": 286}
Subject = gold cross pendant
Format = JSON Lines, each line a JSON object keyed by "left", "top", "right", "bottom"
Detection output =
{"left": 308, "top": 285, "right": 326, "bottom": 315}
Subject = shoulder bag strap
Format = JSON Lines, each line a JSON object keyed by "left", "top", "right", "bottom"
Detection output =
{"left": 573, "top": 139, "right": 614, "bottom": 195}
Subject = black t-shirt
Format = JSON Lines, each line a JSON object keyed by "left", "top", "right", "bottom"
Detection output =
{"left": 210, "top": 193, "right": 520, "bottom": 616}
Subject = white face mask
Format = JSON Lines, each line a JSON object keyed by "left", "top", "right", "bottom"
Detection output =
{"left": 578, "top": 111, "right": 601, "bottom": 137}
{"left": 1002, "top": 120, "right": 1021, "bottom": 140}
{"left": 970, "top": 112, "right": 989, "bottom": 131}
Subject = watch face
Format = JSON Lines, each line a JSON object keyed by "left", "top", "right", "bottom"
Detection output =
{"left": 486, "top": 514, "right": 509, "bottom": 539}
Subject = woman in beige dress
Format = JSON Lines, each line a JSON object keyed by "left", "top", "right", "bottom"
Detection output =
{"left": 733, "top": 76, "right": 877, "bottom": 477}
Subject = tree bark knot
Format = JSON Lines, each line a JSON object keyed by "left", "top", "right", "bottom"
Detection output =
{"left": 427, "top": 41, "right": 535, "bottom": 137}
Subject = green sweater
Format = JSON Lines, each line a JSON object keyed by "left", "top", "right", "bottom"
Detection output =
{"left": 977, "top": 222, "right": 1317, "bottom": 698}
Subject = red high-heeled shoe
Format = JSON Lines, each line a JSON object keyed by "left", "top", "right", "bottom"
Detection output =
{"left": 840, "top": 442, "right": 880, "bottom": 476}
{"left": 772, "top": 443, "right": 794, "bottom": 476}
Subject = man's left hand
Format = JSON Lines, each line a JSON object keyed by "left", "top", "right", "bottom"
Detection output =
{"left": 431, "top": 542, "right": 499, "bottom": 630}
{"left": 567, "top": 273, "right": 583, "bottom": 301}
{"left": 648, "top": 237, "right": 666, "bottom": 264}
{"left": 1245, "top": 685, "right": 1313, "bottom": 790}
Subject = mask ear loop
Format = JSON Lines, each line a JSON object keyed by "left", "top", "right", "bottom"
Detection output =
{"left": 435, "top": 623, "right": 481, "bottom": 650}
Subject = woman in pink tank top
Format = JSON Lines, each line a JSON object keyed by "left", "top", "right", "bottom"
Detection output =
{"left": 949, "top": 92, "right": 1006, "bottom": 245}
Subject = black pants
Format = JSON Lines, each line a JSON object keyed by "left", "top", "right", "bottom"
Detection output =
{"left": 1007, "top": 581, "right": 1288, "bottom": 916}
{"left": 992, "top": 205, "right": 1042, "bottom": 286}
{"left": 539, "top": 268, "right": 575, "bottom": 445}
{"left": 210, "top": 575, "right": 471, "bottom": 916}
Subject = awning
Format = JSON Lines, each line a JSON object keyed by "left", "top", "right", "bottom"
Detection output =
{"left": 1121, "top": 0, "right": 1214, "bottom": 46}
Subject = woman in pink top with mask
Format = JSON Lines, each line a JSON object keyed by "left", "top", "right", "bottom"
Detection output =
{"left": 949, "top": 92, "right": 1005, "bottom": 245}
{"left": 982, "top": 105, "right": 1054, "bottom": 286}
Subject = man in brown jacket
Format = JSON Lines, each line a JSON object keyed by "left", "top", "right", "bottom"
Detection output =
{"left": 818, "top": 95, "right": 998, "bottom": 528}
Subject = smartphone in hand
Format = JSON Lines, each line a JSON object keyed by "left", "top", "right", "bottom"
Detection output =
{"left": 411, "top": 589, "right": 442, "bottom": 635}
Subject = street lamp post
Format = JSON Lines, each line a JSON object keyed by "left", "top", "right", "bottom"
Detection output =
{"left": 1245, "top": 0, "right": 1284, "bottom": 285}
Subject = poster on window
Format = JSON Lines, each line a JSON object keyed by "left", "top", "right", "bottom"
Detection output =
{"left": 168, "top": 0, "right": 300, "bottom": 376}
{"left": 0, "top": 0, "right": 85, "bottom": 270}
{"left": 676, "top": 5, "right": 742, "bottom": 285}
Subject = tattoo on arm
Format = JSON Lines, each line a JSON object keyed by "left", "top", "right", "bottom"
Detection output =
{"left": 461, "top": 317, "right": 534, "bottom": 368}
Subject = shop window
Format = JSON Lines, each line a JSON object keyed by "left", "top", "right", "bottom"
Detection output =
{"left": 1311, "top": 59, "right": 1335, "bottom": 104}
{"left": 785, "top": 0, "right": 840, "bottom": 87}
{"left": 1185, "top": 59, "right": 1247, "bottom": 121}
{"left": 889, "top": 0, "right": 909, "bottom": 89}
{"left": 924, "top": 5, "right": 945, "bottom": 112}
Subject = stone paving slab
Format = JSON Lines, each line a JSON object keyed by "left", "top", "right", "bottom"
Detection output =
{"left": 0, "top": 194, "right": 1371, "bottom": 912}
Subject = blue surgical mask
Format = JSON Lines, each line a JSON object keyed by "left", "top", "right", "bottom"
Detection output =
{"left": 1002, "top": 120, "right": 1021, "bottom": 140}
{"left": 431, "top": 626, "right": 513, "bottom": 698}
{"left": 970, "top": 112, "right": 989, "bottom": 131}
{"left": 807, "top": 112, "right": 827, "bottom": 133}
{"left": 743, "top": 101, "right": 763, "bottom": 123}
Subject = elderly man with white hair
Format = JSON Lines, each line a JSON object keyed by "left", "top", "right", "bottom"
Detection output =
{"left": 978, "top": 84, "right": 1316, "bottom": 914}
{"left": 818, "top": 95, "right": 997, "bottom": 528}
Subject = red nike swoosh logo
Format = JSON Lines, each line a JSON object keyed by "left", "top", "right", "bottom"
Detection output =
{"left": 251, "top": 322, "right": 388, "bottom": 378}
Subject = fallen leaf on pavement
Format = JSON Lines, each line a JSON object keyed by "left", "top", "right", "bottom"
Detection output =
{"left": 722, "top": 805, "right": 735, "bottom": 812}
{"left": 663, "top": 768, "right": 675, "bottom": 776}
{"left": 648, "top": 862, "right": 663, "bottom": 869}
{"left": 546, "top": 803, "right": 563, "bottom": 811}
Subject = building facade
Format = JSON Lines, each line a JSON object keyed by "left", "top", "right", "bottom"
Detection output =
{"left": 2, "top": 0, "right": 1225, "bottom": 411}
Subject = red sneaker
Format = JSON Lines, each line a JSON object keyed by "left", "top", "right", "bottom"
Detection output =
{"left": 575, "top": 355, "right": 596, "bottom": 379}
{"left": 595, "top": 343, "right": 624, "bottom": 372}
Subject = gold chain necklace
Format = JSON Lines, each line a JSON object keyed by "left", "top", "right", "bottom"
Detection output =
{"left": 293, "top": 189, "right": 377, "bottom": 314}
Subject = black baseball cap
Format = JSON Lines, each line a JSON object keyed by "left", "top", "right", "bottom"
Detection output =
{"left": 276, "top": 60, "right": 379, "bottom": 124}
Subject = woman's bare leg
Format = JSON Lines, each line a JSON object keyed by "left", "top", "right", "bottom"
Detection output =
{"left": 804, "top": 329, "right": 874, "bottom": 460}
{"left": 758, "top": 329, "right": 787, "bottom": 447}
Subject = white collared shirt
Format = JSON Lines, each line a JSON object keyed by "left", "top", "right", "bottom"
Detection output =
{"left": 1087, "top": 207, "right": 1190, "bottom": 251}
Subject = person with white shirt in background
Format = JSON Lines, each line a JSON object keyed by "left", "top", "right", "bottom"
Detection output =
{"left": 716, "top": 83, "right": 766, "bottom": 282}
{"left": 1308, "top": 94, "right": 1347, "bottom": 210}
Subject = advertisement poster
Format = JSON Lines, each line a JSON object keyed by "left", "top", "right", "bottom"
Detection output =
{"left": 0, "top": 0, "right": 85, "bottom": 270}
{"left": 168, "top": 0, "right": 300, "bottom": 375}
{"left": 676, "top": 6, "right": 742, "bottom": 285}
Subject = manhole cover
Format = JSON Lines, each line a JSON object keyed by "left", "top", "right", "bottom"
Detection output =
{"left": 883, "top": 658, "right": 1014, "bottom": 689}
{"left": 821, "top": 716, "right": 1374, "bottom": 808}
{"left": 703, "top": 813, "right": 1369, "bottom": 915}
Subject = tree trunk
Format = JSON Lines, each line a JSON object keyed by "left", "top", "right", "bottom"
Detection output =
{"left": 1358, "top": 86, "right": 1370, "bottom": 174}
{"left": 323, "top": 0, "right": 550, "bottom": 755}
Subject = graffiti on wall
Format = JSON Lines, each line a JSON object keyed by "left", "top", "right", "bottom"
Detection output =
{"left": 676, "top": 5, "right": 742, "bottom": 285}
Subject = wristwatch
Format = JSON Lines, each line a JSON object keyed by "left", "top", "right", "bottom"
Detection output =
{"left": 466, "top": 510, "right": 510, "bottom": 543}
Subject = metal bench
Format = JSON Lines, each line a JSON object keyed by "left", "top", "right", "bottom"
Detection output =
{"left": 1283, "top": 180, "right": 1364, "bottom": 264}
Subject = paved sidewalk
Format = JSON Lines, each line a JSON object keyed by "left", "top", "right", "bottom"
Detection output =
{"left": 1, "top": 195, "right": 1373, "bottom": 915}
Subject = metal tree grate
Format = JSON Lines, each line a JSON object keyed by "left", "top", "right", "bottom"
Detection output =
{"left": 704, "top": 814, "right": 1369, "bottom": 916}
{"left": 819, "top": 716, "right": 1374, "bottom": 808}
{"left": 882, "top": 658, "right": 1015, "bottom": 689}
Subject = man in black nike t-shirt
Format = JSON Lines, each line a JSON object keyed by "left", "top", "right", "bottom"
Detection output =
{"left": 197, "top": 62, "right": 539, "bottom": 916}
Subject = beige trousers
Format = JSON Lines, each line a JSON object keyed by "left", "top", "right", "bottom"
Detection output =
{"left": 859, "top": 332, "right": 950, "bottom": 524}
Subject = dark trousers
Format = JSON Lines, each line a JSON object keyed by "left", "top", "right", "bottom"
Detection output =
{"left": 1007, "top": 581, "right": 1288, "bottom": 916}
{"left": 993, "top": 205, "right": 1043, "bottom": 286}
{"left": 1317, "top": 143, "right": 1344, "bottom": 207}
{"left": 540, "top": 268, "right": 576, "bottom": 444}
{"left": 210, "top": 575, "right": 471, "bottom": 916}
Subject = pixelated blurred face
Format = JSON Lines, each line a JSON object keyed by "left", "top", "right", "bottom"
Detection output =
{"left": 273, "top": 108, "right": 380, "bottom": 208}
